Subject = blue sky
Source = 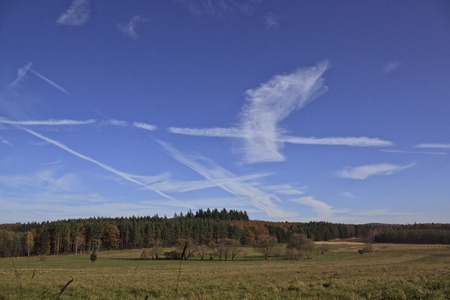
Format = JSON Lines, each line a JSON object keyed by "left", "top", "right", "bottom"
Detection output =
{"left": 1, "top": 0, "right": 449, "bottom": 224}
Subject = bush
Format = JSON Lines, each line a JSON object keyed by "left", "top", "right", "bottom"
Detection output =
{"left": 148, "top": 241, "right": 163, "bottom": 259}
{"left": 285, "top": 248, "right": 301, "bottom": 260}
{"left": 164, "top": 250, "right": 181, "bottom": 260}
{"left": 140, "top": 249, "right": 149, "bottom": 260}
{"left": 90, "top": 251, "right": 97, "bottom": 263}
{"left": 319, "top": 244, "right": 329, "bottom": 254}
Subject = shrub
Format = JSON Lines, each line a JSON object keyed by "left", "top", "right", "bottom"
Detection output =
{"left": 148, "top": 241, "right": 163, "bottom": 259}
{"left": 319, "top": 244, "right": 329, "bottom": 254}
{"left": 164, "top": 250, "right": 181, "bottom": 260}
{"left": 90, "top": 251, "right": 97, "bottom": 263}
{"left": 285, "top": 248, "right": 301, "bottom": 260}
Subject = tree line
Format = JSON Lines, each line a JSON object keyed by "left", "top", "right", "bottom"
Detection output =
{"left": 0, "top": 209, "right": 449, "bottom": 258}
{"left": 375, "top": 228, "right": 450, "bottom": 244}
{"left": 0, "top": 209, "right": 249, "bottom": 257}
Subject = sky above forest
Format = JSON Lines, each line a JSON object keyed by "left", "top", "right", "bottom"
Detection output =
{"left": 1, "top": 0, "right": 449, "bottom": 224}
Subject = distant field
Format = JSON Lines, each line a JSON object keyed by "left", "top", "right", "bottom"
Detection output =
{"left": 0, "top": 243, "right": 449, "bottom": 299}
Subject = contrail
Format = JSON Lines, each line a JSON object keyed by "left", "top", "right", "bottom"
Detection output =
{"left": 29, "top": 69, "right": 69, "bottom": 94}
{"left": 9, "top": 62, "right": 33, "bottom": 87}
{"left": 21, "top": 127, "right": 174, "bottom": 200}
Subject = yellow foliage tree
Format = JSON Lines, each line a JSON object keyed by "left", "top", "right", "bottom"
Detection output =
{"left": 103, "top": 224, "right": 121, "bottom": 250}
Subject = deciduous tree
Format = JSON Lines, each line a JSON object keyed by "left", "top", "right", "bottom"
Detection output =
{"left": 25, "top": 231, "right": 35, "bottom": 257}
{"left": 103, "top": 224, "right": 120, "bottom": 250}
{"left": 254, "top": 234, "right": 280, "bottom": 260}
{"left": 175, "top": 238, "right": 198, "bottom": 260}
{"left": 286, "top": 233, "right": 314, "bottom": 260}
{"left": 215, "top": 238, "right": 241, "bottom": 261}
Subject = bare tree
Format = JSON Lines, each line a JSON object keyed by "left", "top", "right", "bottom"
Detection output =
{"left": 148, "top": 240, "right": 163, "bottom": 260}
{"left": 215, "top": 238, "right": 241, "bottom": 261}
{"left": 175, "top": 238, "right": 198, "bottom": 260}
{"left": 196, "top": 245, "right": 210, "bottom": 260}
{"left": 230, "top": 242, "right": 242, "bottom": 261}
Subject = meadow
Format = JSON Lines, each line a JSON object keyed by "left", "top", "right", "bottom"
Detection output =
{"left": 0, "top": 243, "right": 449, "bottom": 299}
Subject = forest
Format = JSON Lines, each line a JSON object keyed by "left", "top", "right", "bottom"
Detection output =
{"left": 0, "top": 208, "right": 449, "bottom": 258}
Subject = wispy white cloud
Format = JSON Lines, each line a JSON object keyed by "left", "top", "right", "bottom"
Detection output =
{"left": 414, "top": 143, "right": 450, "bottom": 149}
{"left": 157, "top": 140, "right": 297, "bottom": 219}
{"left": 38, "top": 160, "right": 63, "bottom": 167}
{"left": 261, "top": 184, "right": 307, "bottom": 195}
{"left": 21, "top": 128, "right": 172, "bottom": 199}
{"left": 107, "top": 119, "right": 129, "bottom": 127}
{"left": 342, "top": 191, "right": 357, "bottom": 198}
{"left": 0, "top": 168, "right": 82, "bottom": 193}
{"left": 337, "top": 162, "right": 415, "bottom": 180}
{"left": 35, "top": 168, "right": 83, "bottom": 192}
{"left": 0, "top": 173, "right": 41, "bottom": 188}
{"left": 175, "top": 0, "right": 261, "bottom": 16}
{"left": 168, "top": 127, "right": 241, "bottom": 137}
{"left": 264, "top": 13, "right": 280, "bottom": 31}
{"left": 0, "top": 135, "right": 12, "bottom": 146}
{"left": 102, "top": 120, "right": 158, "bottom": 131}
{"left": 170, "top": 62, "right": 328, "bottom": 162}
{"left": 169, "top": 61, "right": 393, "bottom": 163}
{"left": 239, "top": 62, "right": 329, "bottom": 163}
{"left": 29, "top": 69, "right": 69, "bottom": 94}
{"left": 383, "top": 61, "right": 402, "bottom": 73}
{"left": 133, "top": 122, "right": 158, "bottom": 131}
{"left": 380, "top": 149, "right": 447, "bottom": 155}
{"left": 0, "top": 117, "right": 158, "bottom": 132}
{"left": 9, "top": 62, "right": 32, "bottom": 87}
{"left": 282, "top": 136, "right": 392, "bottom": 147}
{"left": 57, "top": 0, "right": 91, "bottom": 26}
{"left": 143, "top": 172, "right": 270, "bottom": 194}
{"left": 291, "top": 196, "right": 334, "bottom": 220}
{"left": 117, "top": 15, "right": 147, "bottom": 40}
{"left": 143, "top": 179, "right": 218, "bottom": 193}
{"left": 0, "top": 118, "right": 95, "bottom": 126}
{"left": 9, "top": 63, "right": 68, "bottom": 94}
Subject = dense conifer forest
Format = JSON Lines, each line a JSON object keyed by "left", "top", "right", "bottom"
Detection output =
{"left": 0, "top": 208, "right": 449, "bottom": 258}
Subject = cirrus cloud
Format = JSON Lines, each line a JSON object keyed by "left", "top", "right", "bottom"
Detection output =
{"left": 57, "top": 0, "right": 91, "bottom": 26}
{"left": 174, "top": 0, "right": 261, "bottom": 16}
{"left": 169, "top": 61, "right": 393, "bottom": 163}
{"left": 117, "top": 15, "right": 148, "bottom": 40}
{"left": 0, "top": 118, "right": 95, "bottom": 126}
{"left": 414, "top": 143, "right": 450, "bottom": 149}
{"left": 291, "top": 196, "right": 334, "bottom": 219}
{"left": 133, "top": 122, "right": 158, "bottom": 131}
{"left": 337, "top": 162, "right": 416, "bottom": 180}
{"left": 383, "top": 61, "right": 402, "bottom": 73}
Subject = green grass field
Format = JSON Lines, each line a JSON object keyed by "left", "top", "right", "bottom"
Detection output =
{"left": 0, "top": 243, "right": 449, "bottom": 299}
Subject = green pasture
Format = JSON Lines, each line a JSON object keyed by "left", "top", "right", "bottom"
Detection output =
{"left": 0, "top": 243, "right": 449, "bottom": 299}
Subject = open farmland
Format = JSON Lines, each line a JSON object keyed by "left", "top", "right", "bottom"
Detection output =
{"left": 0, "top": 243, "right": 449, "bottom": 299}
